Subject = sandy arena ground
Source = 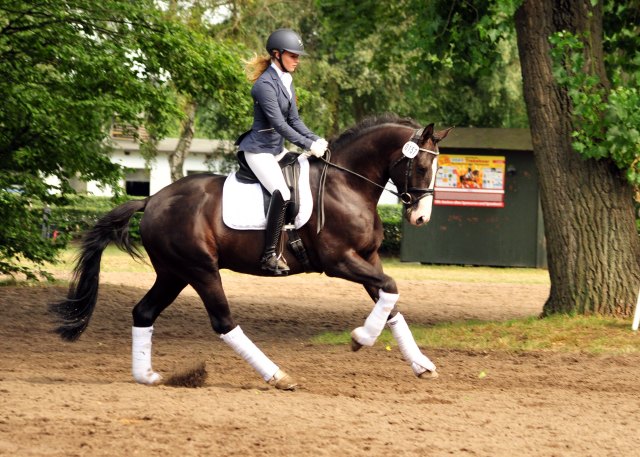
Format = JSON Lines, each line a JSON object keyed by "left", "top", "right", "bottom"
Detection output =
{"left": 1, "top": 271, "right": 640, "bottom": 456}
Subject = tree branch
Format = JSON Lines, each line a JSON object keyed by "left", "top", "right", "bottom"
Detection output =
{"left": 434, "top": 0, "right": 457, "bottom": 40}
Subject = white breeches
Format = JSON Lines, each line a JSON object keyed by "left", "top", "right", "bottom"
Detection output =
{"left": 244, "top": 151, "right": 291, "bottom": 201}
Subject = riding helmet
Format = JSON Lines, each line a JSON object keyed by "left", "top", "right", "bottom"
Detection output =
{"left": 266, "top": 29, "right": 308, "bottom": 56}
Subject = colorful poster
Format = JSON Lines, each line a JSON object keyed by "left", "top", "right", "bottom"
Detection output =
{"left": 435, "top": 155, "right": 506, "bottom": 207}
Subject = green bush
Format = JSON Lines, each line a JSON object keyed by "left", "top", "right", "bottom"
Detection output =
{"left": 377, "top": 204, "right": 403, "bottom": 256}
{"left": 46, "top": 195, "right": 144, "bottom": 242}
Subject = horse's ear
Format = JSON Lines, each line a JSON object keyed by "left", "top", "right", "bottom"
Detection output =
{"left": 419, "top": 123, "right": 435, "bottom": 143}
{"left": 433, "top": 126, "right": 455, "bottom": 143}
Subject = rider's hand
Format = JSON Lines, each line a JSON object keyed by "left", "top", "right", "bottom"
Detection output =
{"left": 309, "top": 139, "right": 328, "bottom": 157}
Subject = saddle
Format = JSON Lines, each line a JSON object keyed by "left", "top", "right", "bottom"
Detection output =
{"left": 236, "top": 151, "right": 301, "bottom": 224}
{"left": 235, "top": 151, "right": 314, "bottom": 273}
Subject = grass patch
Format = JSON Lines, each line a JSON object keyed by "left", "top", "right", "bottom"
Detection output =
{"left": 0, "top": 274, "right": 70, "bottom": 287}
{"left": 0, "top": 278, "right": 46, "bottom": 287}
{"left": 21, "top": 247, "right": 550, "bottom": 281}
{"left": 312, "top": 314, "right": 640, "bottom": 354}
{"left": 37, "top": 245, "right": 154, "bottom": 274}
{"left": 380, "top": 258, "right": 550, "bottom": 284}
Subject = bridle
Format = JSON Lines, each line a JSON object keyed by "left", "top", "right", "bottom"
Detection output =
{"left": 314, "top": 127, "right": 439, "bottom": 233}
{"left": 389, "top": 127, "right": 440, "bottom": 205}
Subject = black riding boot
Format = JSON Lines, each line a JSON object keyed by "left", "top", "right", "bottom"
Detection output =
{"left": 261, "top": 190, "right": 290, "bottom": 276}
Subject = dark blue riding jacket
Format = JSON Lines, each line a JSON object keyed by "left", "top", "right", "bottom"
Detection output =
{"left": 235, "top": 65, "right": 319, "bottom": 155}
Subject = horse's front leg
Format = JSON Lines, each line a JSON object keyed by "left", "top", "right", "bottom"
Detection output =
{"left": 326, "top": 251, "right": 437, "bottom": 379}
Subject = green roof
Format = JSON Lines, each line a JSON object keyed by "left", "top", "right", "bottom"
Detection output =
{"left": 438, "top": 128, "right": 532, "bottom": 151}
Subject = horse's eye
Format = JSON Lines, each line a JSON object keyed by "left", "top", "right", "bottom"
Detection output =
{"left": 417, "top": 166, "right": 427, "bottom": 175}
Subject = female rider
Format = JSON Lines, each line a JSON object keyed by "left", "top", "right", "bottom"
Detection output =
{"left": 235, "top": 29, "right": 328, "bottom": 275}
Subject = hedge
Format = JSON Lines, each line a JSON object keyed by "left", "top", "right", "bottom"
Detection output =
{"left": 45, "top": 195, "right": 143, "bottom": 242}
{"left": 377, "top": 204, "right": 403, "bottom": 256}
{"left": 43, "top": 197, "right": 404, "bottom": 256}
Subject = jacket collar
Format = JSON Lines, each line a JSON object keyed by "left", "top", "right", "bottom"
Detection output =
{"left": 266, "top": 65, "right": 292, "bottom": 106}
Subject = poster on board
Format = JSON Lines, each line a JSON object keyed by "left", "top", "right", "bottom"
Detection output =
{"left": 435, "top": 155, "right": 506, "bottom": 207}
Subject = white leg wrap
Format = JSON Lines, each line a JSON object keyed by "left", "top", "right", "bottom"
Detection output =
{"left": 132, "top": 326, "right": 162, "bottom": 385}
{"left": 388, "top": 313, "right": 437, "bottom": 376}
{"left": 221, "top": 326, "right": 279, "bottom": 382}
{"left": 351, "top": 290, "right": 399, "bottom": 346}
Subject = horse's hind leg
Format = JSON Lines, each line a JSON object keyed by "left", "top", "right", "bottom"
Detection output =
{"left": 130, "top": 272, "right": 187, "bottom": 385}
{"left": 189, "top": 263, "right": 296, "bottom": 390}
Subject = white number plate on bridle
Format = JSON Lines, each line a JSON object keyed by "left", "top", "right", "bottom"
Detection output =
{"left": 402, "top": 141, "right": 420, "bottom": 158}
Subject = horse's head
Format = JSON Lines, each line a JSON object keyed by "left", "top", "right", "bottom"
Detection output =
{"left": 389, "top": 123, "right": 454, "bottom": 226}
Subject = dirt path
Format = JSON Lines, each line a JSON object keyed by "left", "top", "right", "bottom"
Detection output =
{"left": 1, "top": 273, "right": 639, "bottom": 456}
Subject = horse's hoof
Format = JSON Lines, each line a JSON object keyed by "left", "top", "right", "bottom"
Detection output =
{"left": 134, "top": 372, "right": 163, "bottom": 386}
{"left": 418, "top": 370, "right": 439, "bottom": 380}
{"left": 350, "top": 327, "right": 376, "bottom": 350}
{"left": 272, "top": 369, "right": 297, "bottom": 390}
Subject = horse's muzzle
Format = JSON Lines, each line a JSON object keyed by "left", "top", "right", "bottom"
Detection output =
{"left": 405, "top": 196, "right": 434, "bottom": 226}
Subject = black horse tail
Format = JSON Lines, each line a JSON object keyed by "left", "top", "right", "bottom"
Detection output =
{"left": 49, "top": 199, "right": 148, "bottom": 342}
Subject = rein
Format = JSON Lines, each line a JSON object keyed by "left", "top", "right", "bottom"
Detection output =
{"left": 313, "top": 128, "right": 439, "bottom": 234}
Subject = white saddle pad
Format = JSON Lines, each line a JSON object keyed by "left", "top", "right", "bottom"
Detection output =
{"left": 222, "top": 154, "right": 313, "bottom": 230}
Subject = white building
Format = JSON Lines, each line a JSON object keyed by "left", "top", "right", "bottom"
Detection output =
{"left": 104, "top": 137, "right": 232, "bottom": 197}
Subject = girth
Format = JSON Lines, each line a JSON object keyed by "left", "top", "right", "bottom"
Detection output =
{"left": 236, "top": 151, "right": 301, "bottom": 223}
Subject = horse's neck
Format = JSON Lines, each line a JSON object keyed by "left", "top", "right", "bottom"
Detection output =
{"left": 332, "top": 126, "right": 408, "bottom": 184}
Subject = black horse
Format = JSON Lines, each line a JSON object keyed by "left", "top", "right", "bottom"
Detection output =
{"left": 50, "top": 114, "right": 453, "bottom": 389}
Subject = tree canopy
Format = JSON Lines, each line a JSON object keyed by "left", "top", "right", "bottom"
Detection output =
{"left": 0, "top": 0, "right": 245, "bottom": 277}
{"left": 196, "top": 0, "right": 528, "bottom": 142}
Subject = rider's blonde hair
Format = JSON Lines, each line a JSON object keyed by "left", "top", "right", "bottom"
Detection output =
{"left": 245, "top": 54, "right": 272, "bottom": 82}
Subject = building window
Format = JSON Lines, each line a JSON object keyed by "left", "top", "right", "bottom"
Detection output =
{"left": 125, "top": 169, "right": 150, "bottom": 197}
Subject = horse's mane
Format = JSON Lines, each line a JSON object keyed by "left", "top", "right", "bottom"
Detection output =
{"left": 329, "top": 114, "right": 421, "bottom": 151}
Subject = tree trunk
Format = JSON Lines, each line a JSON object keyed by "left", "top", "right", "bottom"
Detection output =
{"left": 514, "top": 0, "right": 640, "bottom": 316}
{"left": 168, "top": 99, "right": 197, "bottom": 183}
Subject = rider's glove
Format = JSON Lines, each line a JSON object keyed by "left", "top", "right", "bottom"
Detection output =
{"left": 309, "top": 139, "right": 328, "bottom": 158}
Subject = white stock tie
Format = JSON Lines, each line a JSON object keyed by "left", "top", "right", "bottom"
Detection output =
{"left": 281, "top": 72, "right": 292, "bottom": 100}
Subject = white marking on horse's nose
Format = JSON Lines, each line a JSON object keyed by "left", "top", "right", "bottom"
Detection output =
{"left": 410, "top": 196, "right": 434, "bottom": 226}
{"left": 409, "top": 157, "right": 438, "bottom": 226}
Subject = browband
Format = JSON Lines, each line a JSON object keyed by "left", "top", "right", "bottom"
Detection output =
{"left": 410, "top": 128, "right": 439, "bottom": 155}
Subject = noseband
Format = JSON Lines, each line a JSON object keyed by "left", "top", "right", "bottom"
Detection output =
{"left": 389, "top": 128, "right": 439, "bottom": 206}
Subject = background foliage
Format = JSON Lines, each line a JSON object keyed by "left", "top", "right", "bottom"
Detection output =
{"left": 549, "top": 3, "right": 640, "bottom": 186}
{"left": 197, "top": 0, "right": 529, "bottom": 142}
{"left": 4, "top": 0, "right": 640, "bottom": 279}
{"left": 0, "top": 0, "right": 245, "bottom": 277}
{"left": 377, "top": 204, "right": 403, "bottom": 256}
